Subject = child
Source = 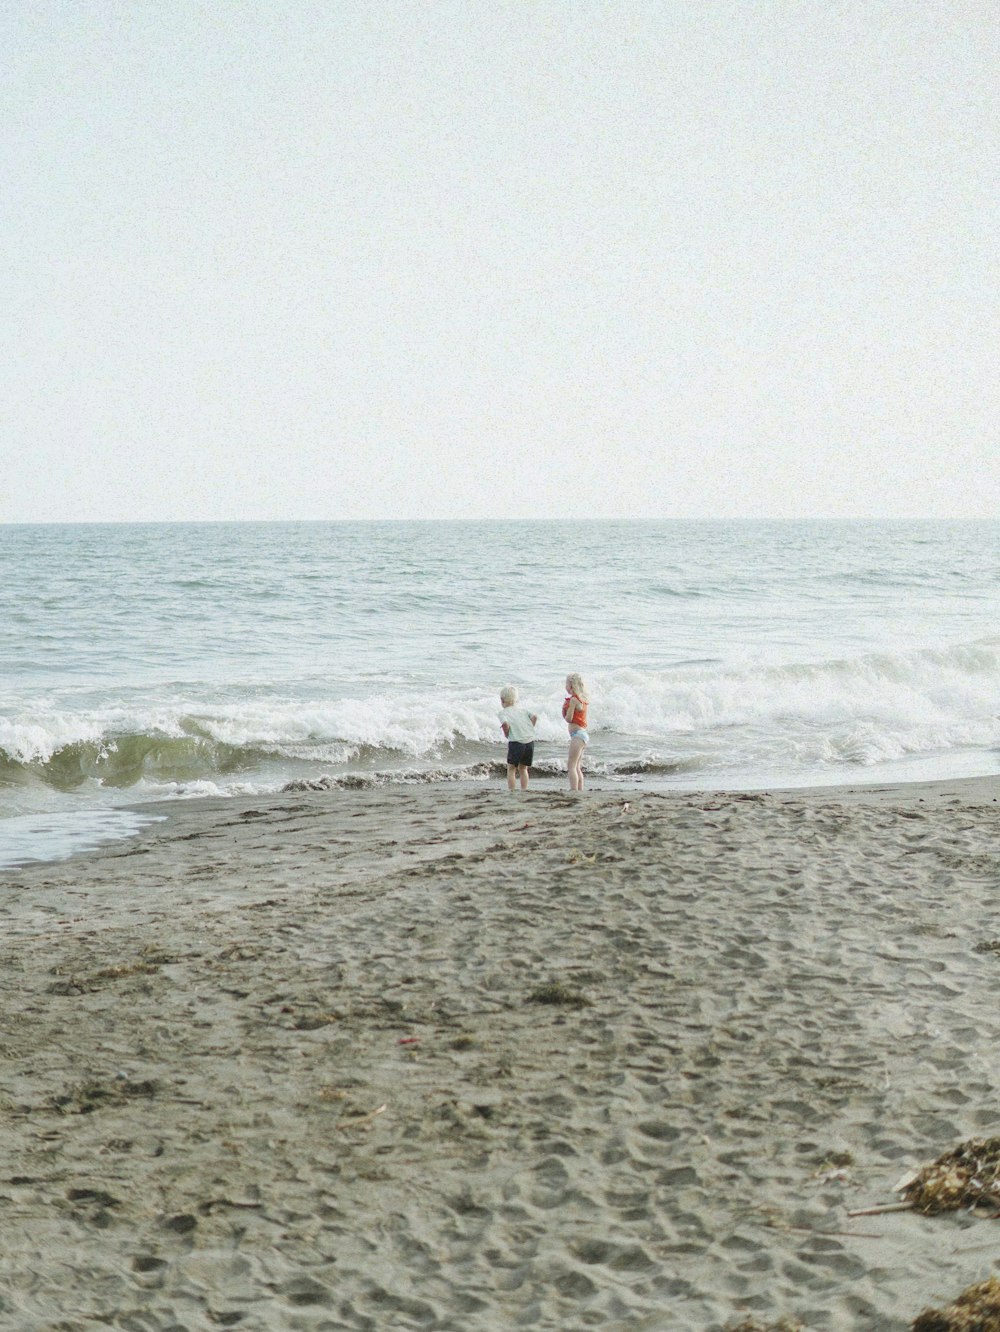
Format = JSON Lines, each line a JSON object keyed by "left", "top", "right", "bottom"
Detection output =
{"left": 498, "top": 686, "right": 538, "bottom": 791}
{"left": 562, "top": 672, "right": 589, "bottom": 791}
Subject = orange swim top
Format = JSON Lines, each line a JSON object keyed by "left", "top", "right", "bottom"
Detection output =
{"left": 563, "top": 694, "right": 588, "bottom": 728}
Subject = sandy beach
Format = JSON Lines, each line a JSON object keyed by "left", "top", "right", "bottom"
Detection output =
{"left": 3, "top": 776, "right": 1000, "bottom": 1330}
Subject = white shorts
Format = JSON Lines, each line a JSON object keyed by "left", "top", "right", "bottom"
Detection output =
{"left": 569, "top": 728, "right": 589, "bottom": 745}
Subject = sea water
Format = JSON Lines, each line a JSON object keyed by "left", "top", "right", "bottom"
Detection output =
{"left": 2, "top": 520, "right": 999, "bottom": 865}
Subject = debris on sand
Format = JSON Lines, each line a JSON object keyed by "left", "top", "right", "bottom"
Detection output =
{"left": 50, "top": 1076, "right": 160, "bottom": 1115}
{"left": 527, "top": 982, "right": 590, "bottom": 1008}
{"left": 900, "top": 1138, "right": 1000, "bottom": 1215}
{"left": 910, "top": 1275, "right": 1000, "bottom": 1331}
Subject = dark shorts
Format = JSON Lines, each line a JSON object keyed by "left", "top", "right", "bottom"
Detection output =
{"left": 506, "top": 740, "right": 534, "bottom": 768}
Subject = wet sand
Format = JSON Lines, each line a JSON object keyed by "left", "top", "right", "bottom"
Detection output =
{"left": 2, "top": 776, "right": 1000, "bottom": 1330}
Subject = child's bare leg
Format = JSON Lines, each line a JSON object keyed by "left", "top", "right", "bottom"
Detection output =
{"left": 567, "top": 738, "right": 585, "bottom": 790}
{"left": 518, "top": 764, "right": 530, "bottom": 790}
{"left": 506, "top": 764, "right": 517, "bottom": 792}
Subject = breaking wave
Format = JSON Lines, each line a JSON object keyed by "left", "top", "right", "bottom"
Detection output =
{"left": 2, "top": 637, "right": 998, "bottom": 807}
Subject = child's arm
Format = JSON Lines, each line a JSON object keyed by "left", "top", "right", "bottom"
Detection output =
{"left": 501, "top": 722, "right": 510, "bottom": 737}
{"left": 529, "top": 714, "right": 538, "bottom": 727}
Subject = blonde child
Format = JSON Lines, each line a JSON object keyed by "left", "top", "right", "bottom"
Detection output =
{"left": 562, "top": 673, "right": 589, "bottom": 791}
{"left": 498, "top": 686, "right": 538, "bottom": 791}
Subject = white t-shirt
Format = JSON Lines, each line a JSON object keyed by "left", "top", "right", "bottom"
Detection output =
{"left": 498, "top": 705, "right": 536, "bottom": 743}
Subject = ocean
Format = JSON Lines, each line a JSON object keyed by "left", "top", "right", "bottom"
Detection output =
{"left": 2, "top": 519, "right": 999, "bottom": 866}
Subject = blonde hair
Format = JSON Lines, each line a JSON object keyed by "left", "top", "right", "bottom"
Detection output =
{"left": 499, "top": 685, "right": 518, "bottom": 707}
{"left": 565, "top": 673, "right": 588, "bottom": 702}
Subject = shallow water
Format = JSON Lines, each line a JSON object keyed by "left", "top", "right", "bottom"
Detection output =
{"left": 3, "top": 519, "right": 999, "bottom": 862}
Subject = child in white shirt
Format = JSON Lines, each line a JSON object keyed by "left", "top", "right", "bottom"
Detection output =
{"left": 498, "top": 686, "right": 538, "bottom": 791}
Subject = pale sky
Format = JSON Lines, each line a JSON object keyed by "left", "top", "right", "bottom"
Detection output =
{"left": 3, "top": 2, "right": 997, "bottom": 522}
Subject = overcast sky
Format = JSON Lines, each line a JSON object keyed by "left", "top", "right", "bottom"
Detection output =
{"left": 3, "top": 2, "right": 997, "bottom": 522}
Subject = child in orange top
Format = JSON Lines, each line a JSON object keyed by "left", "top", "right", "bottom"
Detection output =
{"left": 562, "top": 673, "right": 589, "bottom": 791}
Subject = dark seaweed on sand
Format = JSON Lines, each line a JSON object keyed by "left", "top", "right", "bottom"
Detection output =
{"left": 527, "top": 982, "right": 590, "bottom": 1008}
{"left": 911, "top": 1275, "right": 1000, "bottom": 1331}
{"left": 902, "top": 1138, "right": 1000, "bottom": 1215}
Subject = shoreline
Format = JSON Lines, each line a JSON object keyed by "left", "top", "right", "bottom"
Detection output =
{"left": 3, "top": 767, "right": 1000, "bottom": 876}
{"left": 2, "top": 777, "right": 1000, "bottom": 1328}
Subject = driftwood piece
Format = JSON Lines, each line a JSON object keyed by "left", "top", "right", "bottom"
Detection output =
{"left": 847, "top": 1201, "right": 913, "bottom": 1218}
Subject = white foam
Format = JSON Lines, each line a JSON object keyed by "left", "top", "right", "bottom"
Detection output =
{"left": 591, "top": 640, "right": 1000, "bottom": 768}
{"left": 2, "top": 638, "right": 999, "bottom": 797}
{"left": 0, "top": 809, "right": 164, "bottom": 870}
{"left": 0, "top": 713, "right": 105, "bottom": 765}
